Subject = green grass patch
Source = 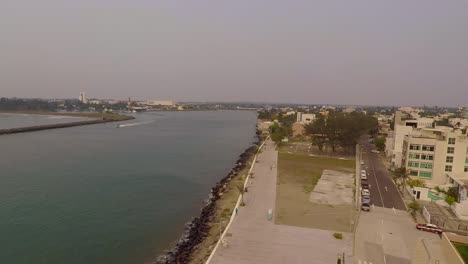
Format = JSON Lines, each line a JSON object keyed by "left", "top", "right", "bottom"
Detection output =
{"left": 278, "top": 152, "right": 355, "bottom": 194}
{"left": 454, "top": 242, "right": 468, "bottom": 263}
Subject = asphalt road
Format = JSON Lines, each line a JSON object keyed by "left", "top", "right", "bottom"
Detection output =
{"left": 360, "top": 138, "right": 406, "bottom": 210}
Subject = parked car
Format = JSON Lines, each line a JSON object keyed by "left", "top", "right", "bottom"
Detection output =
{"left": 362, "top": 196, "right": 371, "bottom": 204}
{"left": 361, "top": 181, "right": 369, "bottom": 189}
{"left": 360, "top": 161, "right": 365, "bottom": 165}
{"left": 360, "top": 173, "right": 367, "bottom": 180}
{"left": 361, "top": 203, "right": 370, "bottom": 211}
{"left": 362, "top": 189, "right": 370, "bottom": 196}
{"left": 371, "top": 150, "right": 380, "bottom": 154}
{"left": 360, "top": 169, "right": 366, "bottom": 174}
{"left": 416, "top": 224, "right": 442, "bottom": 234}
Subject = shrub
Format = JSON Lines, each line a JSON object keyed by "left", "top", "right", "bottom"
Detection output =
{"left": 445, "top": 196, "right": 456, "bottom": 205}
{"left": 407, "top": 179, "right": 426, "bottom": 188}
{"left": 333, "top": 233, "right": 343, "bottom": 240}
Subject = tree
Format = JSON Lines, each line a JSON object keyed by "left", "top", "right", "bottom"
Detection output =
{"left": 407, "top": 178, "right": 426, "bottom": 188}
{"left": 277, "top": 113, "right": 296, "bottom": 137}
{"left": 304, "top": 111, "right": 378, "bottom": 154}
{"left": 312, "top": 136, "right": 326, "bottom": 152}
{"left": 269, "top": 122, "right": 287, "bottom": 143}
{"left": 445, "top": 196, "right": 456, "bottom": 205}
{"left": 374, "top": 136, "right": 386, "bottom": 151}
{"left": 236, "top": 184, "right": 245, "bottom": 206}
{"left": 393, "top": 167, "right": 411, "bottom": 192}
{"left": 447, "top": 187, "right": 459, "bottom": 201}
{"left": 408, "top": 201, "right": 422, "bottom": 217}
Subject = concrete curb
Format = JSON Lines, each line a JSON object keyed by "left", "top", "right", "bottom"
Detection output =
{"left": 204, "top": 137, "right": 270, "bottom": 264}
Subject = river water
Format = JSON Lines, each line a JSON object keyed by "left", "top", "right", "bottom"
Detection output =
{"left": 0, "top": 111, "right": 257, "bottom": 264}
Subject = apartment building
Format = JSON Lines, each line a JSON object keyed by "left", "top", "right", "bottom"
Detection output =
{"left": 296, "top": 112, "right": 316, "bottom": 124}
{"left": 390, "top": 111, "right": 434, "bottom": 168}
{"left": 401, "top": 127, "right": 468, "bottom": 188}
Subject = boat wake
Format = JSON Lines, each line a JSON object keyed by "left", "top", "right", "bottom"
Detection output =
{"left": 116, "top": 121, "right": 154, "bottom": 128}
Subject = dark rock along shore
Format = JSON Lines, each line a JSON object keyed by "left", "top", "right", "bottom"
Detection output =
{"left": 0, "top": 115, "right": 135, "bottom": 135}
{"left": 155, "top": 130, "right": 262, "bottom": 264}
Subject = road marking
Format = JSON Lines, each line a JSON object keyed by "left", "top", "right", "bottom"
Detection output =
{"left": 393, "top": 207, "right": 396, "bottom": 215}
{"left": 385, "top": 186, "right": 388, "bottom": 191}
{"left": 370, "top": 161, "right": 385, "bottom": 207}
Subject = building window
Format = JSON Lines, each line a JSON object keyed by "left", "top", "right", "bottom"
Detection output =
{"left": 445, "top": 165, "right": 453, "bottom": 172}
{"left": 408, "top": 161, "right": 419, "bottom": 168}
{"left": 409, "top": 153, "right": 420, "bottom": 159}
{"left": 422, "top": 145, "right": 435, "bottom": 151}
{"left": 421, "top": 154, "right": 434, "bottom": 160}
{"left": 448, "top": 138, "right": 456, "bottom": 144}
{"left": 465, "top": 167, "right": 468, "bottom": 172}
{"left": 420, "top": 162, "right": 433, "bottom": 169}
{"left": 447, "top": 147, "right": 455, "bottom": 154}
{"left": 419, "top": 171, "right": 432, "bottom": 178}
{"left": 446, "top": 156, "right": 454, "bottom": 163}
{"left": 410, "top": 144, "right": 421, "bottom": 150}
{"left": 410, "top": 170, "right": 419, "bottom": 176}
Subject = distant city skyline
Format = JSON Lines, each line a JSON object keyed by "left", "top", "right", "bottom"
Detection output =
{"left": 1, "top": 1, "right": 468, "bottom": 107}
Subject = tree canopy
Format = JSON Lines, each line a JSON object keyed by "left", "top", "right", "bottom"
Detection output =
{"left": 304, "top": 111, "right": 378, "bottom": 153}
{"left": 374, "top": 136, "right": 386, "bottom": 151}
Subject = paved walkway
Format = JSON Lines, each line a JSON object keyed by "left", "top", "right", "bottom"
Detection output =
{"left": 210, "top": 140, "right": 353, "bottom": 264}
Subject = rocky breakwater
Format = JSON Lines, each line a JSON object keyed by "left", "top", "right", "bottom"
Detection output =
{"left": 0, "top": 114, "right": 134, "bottom": 135}
{"left": 155, "top": 130, "right": 262, "bottom": 264}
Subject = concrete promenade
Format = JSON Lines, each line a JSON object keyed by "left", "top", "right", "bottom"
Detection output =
{"left": 354, "top": 207, "right": 438, "bottom": 264}
{"left": 209, "top": 140, "right": 353, "bottom": 264}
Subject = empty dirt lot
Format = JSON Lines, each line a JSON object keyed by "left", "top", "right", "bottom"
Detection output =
{"left": 275, "top": 152, "right": 358, "bottom": 232}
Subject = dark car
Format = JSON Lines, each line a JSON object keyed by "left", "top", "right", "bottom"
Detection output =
{"left": 361, "top": 203, "right": 370, "bottom": 211}
{"left": 361, "top": 181, "right": 369, "bottom": 189}
{"left": 416, "top": 223, "right": 442, "bottom": 234}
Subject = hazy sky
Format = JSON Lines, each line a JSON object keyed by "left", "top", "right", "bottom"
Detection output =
{"left": 1, "top": 1, "right": 468, "bottom": 106}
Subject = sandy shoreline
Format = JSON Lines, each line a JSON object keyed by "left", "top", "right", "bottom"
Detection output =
{"left": 154, "top": 129, "right": 263, "bottom": 264}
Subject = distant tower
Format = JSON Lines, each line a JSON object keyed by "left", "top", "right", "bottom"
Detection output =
{"left": 79, "top": 92, "right": 87, "bottom": 103}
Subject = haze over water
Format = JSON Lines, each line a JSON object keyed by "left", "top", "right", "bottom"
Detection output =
{"left": 0, "top": 111, "right": 257, "bottom": 264}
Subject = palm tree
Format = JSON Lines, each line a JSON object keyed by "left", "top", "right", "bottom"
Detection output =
{"left": 236, "top": 184, "right": 245, "bottom": 206}
{"left": 393, "top": 167, "right": 411, "bottom": 193}
{"left": 408, "top": 200, "right": 422, "bottom": 217}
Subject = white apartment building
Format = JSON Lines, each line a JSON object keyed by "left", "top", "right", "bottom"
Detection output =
{"left": 401, "top": 128, "right": 468, "bottom": 188}
{"left": 296, "top": 112, "right": 316, "bottom": 124}
{"left": 390, "top": 111, "right": 434, "bottom": 168}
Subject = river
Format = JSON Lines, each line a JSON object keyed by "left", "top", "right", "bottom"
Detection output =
{"left": 0, "top": 111, "right": 257, "bottom": 264}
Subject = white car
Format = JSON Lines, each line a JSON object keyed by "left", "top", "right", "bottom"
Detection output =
{"left": 360, "top": 161, "right": 365, "bottom": 165}
{"left": 360, "top": 169, "right": 366, "bottom": 174}
{"left": 362, "top": 189, "right": 370, "bottom": 196}
{"left": 360, "top": 173, "right": 367, "bottom": 180}
{"left": 372, "top": 150, "right": 380, "bottom": 154}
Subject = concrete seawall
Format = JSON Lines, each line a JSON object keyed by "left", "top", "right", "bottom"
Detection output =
{"left": 0, "top": 116, "right": 135, "bottom": 135}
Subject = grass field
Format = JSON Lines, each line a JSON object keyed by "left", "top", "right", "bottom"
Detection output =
{"left": 454, "top": 242, "right": 468, "bottom": 263}
{"left": 275, "top": 152, "right": 357, "bottom": 232}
